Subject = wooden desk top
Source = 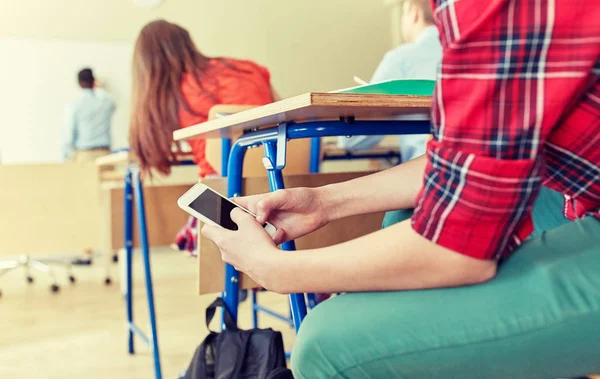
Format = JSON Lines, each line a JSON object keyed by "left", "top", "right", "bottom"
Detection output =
{"left": 95, "top": 151, "right": 133, "bottom": 167}
{"left": 173, "top": 92, "right": 432, "bottom": 141}
{"left": 95, "top": 152, "right": 195, "bottom": 168}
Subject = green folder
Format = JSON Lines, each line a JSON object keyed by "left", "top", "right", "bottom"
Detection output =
{"left": 333, "top": 79, "right": 435, "bottom": 96}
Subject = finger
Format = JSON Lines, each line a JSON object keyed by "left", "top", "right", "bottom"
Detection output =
{"left": 232, "top": 194, "right": 268, "bottom": 215}
{"left": 230, "top": 207, "right": 261, "bottom": 230}
{"left": 201, "top": 224, "right": 230, "bottom": 245}
{"left": 231, "top": 196, "right": 254, "bottom": 212}
{"left": 256, "top": 190, "right": 289, "bottom": 223}
{"left": 271, "top": 228, "right": 286, "bottom": 245}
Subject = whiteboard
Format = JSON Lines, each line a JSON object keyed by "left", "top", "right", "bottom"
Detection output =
{"left": 0, "top": 38, "right": 133, "bottom": 164}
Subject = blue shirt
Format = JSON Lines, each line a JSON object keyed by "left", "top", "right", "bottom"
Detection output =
{"left": 339, "top": 26, "right": 442, "bottom": 162}
{"left": 62, "top": 88, "right": 115, "bottom": 160}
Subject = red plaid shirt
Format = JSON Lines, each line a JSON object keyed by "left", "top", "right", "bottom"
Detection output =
{"left": 412, "top": 0, "right": 600, "bottom": 260}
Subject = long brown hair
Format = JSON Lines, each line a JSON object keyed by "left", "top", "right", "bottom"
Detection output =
{"left": 129, "top": 20, "right": 213, "bottom": 176}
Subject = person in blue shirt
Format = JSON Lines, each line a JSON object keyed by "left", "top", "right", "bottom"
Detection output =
{"left": 338, "top": 0, "right": 442, "bottom": 163}
{"left": 63, "top": 68, "right": 116, "bottom": 265}
{"left": 62, "top": 68, "right": 115, "bottom": 162}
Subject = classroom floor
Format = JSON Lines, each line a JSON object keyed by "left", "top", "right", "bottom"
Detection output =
{"left": 2, "top": 250, "right": 599, "bottom": 379}
{"left": 0, "top": 249, "right": 295, "bottom": 379}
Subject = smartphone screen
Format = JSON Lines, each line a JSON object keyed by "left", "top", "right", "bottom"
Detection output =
{"left": 188, "top": 189, "right": 240, "bottom": 230}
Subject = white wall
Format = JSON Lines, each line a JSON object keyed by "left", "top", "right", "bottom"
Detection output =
{"left": 0, "top": 0, "right": 395, "bottom": 164}
{"left": 0, "top": 38, "right": 132, "bottom": 163}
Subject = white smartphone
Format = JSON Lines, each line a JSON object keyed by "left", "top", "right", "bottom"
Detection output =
{"left": 177, "top": 183, "right": 277, "bottom": 237}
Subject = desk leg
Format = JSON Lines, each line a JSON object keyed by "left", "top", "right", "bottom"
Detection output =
{"left": 306, "top": 138, "right": 320, "bottom": 309}
{"left": 251, "top": 289, "right": 258, "bottom": 329}
{"left": 131, "top": 168, "right": 162, "bottom": 379}
{"left": 306, "top": 293, "right": 318, "bottom": 309}
{"left": 263, "top": 141, "right": 308, "bottom": 332}
{"left": 310, "top": 137, "right": 321, "bottom": 173}
{"left": 223, "top": 141, "right": 247, "bottom": 328}
{"left": 124, "top": 168, "right": 135, "bottom": 355}
{"left": 221, "top": 138, "right": 231, "bottom": 177}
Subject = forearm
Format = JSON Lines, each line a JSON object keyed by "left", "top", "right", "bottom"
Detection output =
{"left": 269, "top": 220, "right": 496, "bottom": 294}
{"left": 320, "top": 155, "right": 426, "bottom": 221}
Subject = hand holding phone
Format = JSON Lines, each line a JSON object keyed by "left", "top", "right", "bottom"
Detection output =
{"left": 232, "top": 187, "right": 330, "bottom": 245}
{"left": 177, "top": 183, "right": 277, "bottom": 237}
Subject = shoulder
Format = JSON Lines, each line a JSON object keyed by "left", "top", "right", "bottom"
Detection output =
{"left": 384, "top": 43, "right": 438, "bottom": 65}
{"left": 95, "top": 89, "right": 116, "bottom": 104}
{"left": 385, "top": 28, "right": 442, "bottom": 60}
{"left": 373, "top": 31, "right": 442, "bottom": 82}
{"left": 95, "top": 88, "right": 112, "bottom": 98}
{"left": 213, "top": 58, "right": 271, "bottom": 82}
{"left": 376, "top": 44, "right": 423, "bottom": 73}
{"left": 68, "top": 93, "right": 85, "bottom": 112}
{"left": 212, "top": 58, "right": 273, "bottom": 105}
{"left": 383, "top": 44, "right": 415, "bottom": 61}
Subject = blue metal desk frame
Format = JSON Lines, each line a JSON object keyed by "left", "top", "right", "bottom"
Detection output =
{"left": 311, "top": 138, "right": 403, "bottom": 173}
{"left": 122, "top": 159, "right": 195, "bottom": 379}
{"left": 122, "top": 117, "right": 428, "bottom": 378}
{"left": 221, "top": 119, "right": 430, "bottom": 331}
{"left": 119, "top": 144, "right": 296, "bottom": 378}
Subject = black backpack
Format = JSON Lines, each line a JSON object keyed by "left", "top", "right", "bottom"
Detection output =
{"left": 183, "top": 297, "right": 293, "bottom": 379}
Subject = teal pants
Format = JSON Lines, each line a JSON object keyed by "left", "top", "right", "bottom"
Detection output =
{"left": 291, "top": 188, "right": 600, "bottom": 378}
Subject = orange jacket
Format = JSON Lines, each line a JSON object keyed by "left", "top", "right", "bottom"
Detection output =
{"left": 178, "top": 58, "right": 273, "bottom": 177}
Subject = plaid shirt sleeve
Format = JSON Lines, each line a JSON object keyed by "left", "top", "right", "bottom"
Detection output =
{"left": 411, "top": 0, "right": 600, "bottom": 260}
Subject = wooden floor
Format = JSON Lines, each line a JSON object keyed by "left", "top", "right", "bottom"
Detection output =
{"left": 0, "top": 249, "right": 295, "bottom": 379}
{"left": 2, "top": 250, "right": 598, "bottom": 379}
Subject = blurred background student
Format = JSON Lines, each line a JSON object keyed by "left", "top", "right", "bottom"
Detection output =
{"left": 338, "top": 0, "right": 441, "bottom": 163}
{"left": 62, "top": 68, "right": 115, "bottom": 163}
{"left": 128, "top": 19, "right": 276, "bottom": 253}
{"left": 62, "top": 67, "right": 116, "bottom": 265}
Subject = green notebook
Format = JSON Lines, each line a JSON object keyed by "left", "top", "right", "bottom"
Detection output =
{"left": 332, "top": 79, "right": 435, "bottom": 96}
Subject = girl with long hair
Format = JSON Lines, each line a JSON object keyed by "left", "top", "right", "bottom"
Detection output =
{"left": 130, "top": 19, "right": 274, "bottom": 178}
{"left": 130, "top": 20, "right": 275, "bottom": 253}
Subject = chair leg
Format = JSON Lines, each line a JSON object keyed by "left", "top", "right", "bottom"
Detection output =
{"left": 0, "top": 255, "right": 71, "bottom": 294}
{"left": 0, "top": 260, "right": 19, "bottom": 272}
{"left": 0, "top": 261, "right": 20, "bottom": 296}
{"left": 132, "top": 167, "right": 162, "bottom": 379}
{"left": 263, "top": 141, "right": 308, "bottom": 332}
{"left": 24, "top": 256, "right": 33, "bottom": 282}
{"left": 222, "top": 141, "right": 247, "bottom": 329}
{"left": 251, "top": 289, "right": 259, "bottom": 328}
{"left": 306, "top": 293, "right": 317, "bottom": 309}
{"left": 124, "top": 168, "right": 135, "bottom": 355}
{"left": 310, "top": 137, "right": 321, "bottom": 173}
{"left": 28, "top": 259, "right": 59, "bottom": 285}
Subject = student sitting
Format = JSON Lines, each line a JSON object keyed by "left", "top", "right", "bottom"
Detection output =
{"left": 129, "top": 20, "right": 276, "bottom": 254}
{"left": 62, "top": 68, "right": 115, "bottom": 163}
{"left": 338, "top": 0, "right": 441, "bottom": 163}
{"left": 63, "top": 67, "right": 116, "bottom": 265}
{"left": 129, "top": 19, "right": 275, "bottom": 178}
{"left": 203, "top": 1, "right": 600, "bottom": 377}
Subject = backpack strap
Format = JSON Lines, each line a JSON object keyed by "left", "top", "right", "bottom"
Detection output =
{"left": 205, "top": 297, "right": 237, "bottom": 331}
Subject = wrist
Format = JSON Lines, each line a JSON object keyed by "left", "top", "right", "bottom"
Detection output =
{"left": 259, "top": 248, "right": 294, "bottom": 294}
{"left": 317, "top": 184, "right": 342, "bottom": 223}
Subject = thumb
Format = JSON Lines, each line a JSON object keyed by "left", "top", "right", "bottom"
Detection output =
{"left": 256, "top": 190, "right": 289, "bottom": 223}
{"left": 271, "top": 228, "right": 286, "bottom": 245}
{"left": 230, "top": 208, "right": 261, "bottom": 230}
{"left": 201, "top": 224, "right": 230, "bottom": 245}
